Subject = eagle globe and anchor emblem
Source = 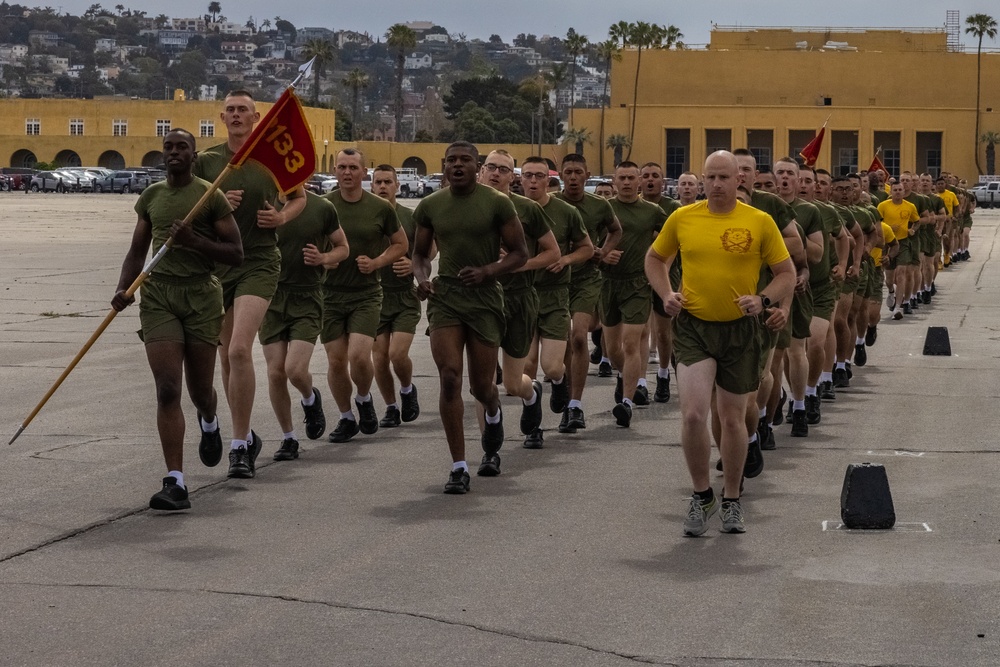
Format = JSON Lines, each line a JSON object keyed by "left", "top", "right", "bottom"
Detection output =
{"left": 720, "top": 228, "right": 753, "bottom": 254}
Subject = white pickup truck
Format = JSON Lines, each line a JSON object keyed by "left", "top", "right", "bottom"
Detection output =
{"left": 973, "top": 181, "right": 1000, "bottom": 207}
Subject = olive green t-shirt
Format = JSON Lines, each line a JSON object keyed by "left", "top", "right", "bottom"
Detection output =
{"left": 553, "top": 191, "right": 617, "bottom": 278}
{"left": 813, "top": 200, "right": 845, "bottom": 279}
{"left": 904, "top": 192, "right": 930, "bottom": 219}
{"left": 752, "top": 189, "right": 795, "bottom": 289}
{"left": 606, "top": 197, "right": 665, "bottom": 279}
{"left": 323, "top": 190, "right": 400, "bottom": 291}
{"left": 379, "top": 204, "right": 415, "bottom": 291}
{"left": 535, "top": 195, "right": 588, "bottom": 289}
{"left": 870, "top": 188, "right": 888, "bottom": 203}
{"left": 790, "top": 198, "right": 828, "bottom": 283}
{"left": 412, "top": 184, "right": 518, "bottom": 281}
{"left": 276, "top": 191, "right": 340, "bottom": 290}
{"left": 192, "top": 142, "right": 280, "bottom": 256}
{"left": 500, "top": 193, "right": 552, "bottom": 292}
{"left": 135, "top": 177, "right": 232, "bottom": 281}
{"left": 648, "top": 196, "right": 681, "bottom": 219}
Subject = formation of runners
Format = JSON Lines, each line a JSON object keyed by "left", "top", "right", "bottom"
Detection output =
{"left": 111, "top": 90, "right": 978, "bottom": 537}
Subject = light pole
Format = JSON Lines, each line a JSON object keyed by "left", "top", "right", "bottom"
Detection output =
{"left": 323, "top": 139, "right": 329, "bottom": 173}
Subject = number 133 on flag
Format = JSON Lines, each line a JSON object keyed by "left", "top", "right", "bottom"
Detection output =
{"left": 231, "top": 88, "right": 317, "bottom": 194}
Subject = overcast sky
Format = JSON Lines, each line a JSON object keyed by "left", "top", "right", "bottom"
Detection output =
{"left": 46, "top": 1, "right": 1000, "bottom": 49}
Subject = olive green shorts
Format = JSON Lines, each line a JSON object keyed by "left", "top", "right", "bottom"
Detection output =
{"left": 536, "top": 287, "right": 570, "bottom": 341}
{"left": 856, "top": 257, "right": 874, "bottom": 298}
{"left": 216, "top": 248, "right": 280, "bottom": 311}
{"left": 869, "top": 267, "right": 885, "bottom": 303}
{"left": 811, "top": 279, "right": 837, "bottom": 321}
{"left": 569, "top": 269, "right": 602, "bottom": 315}
{"left": 776, "top": 316, "right": 792, "bottom": 350}
{"left": 426, "top": 277, "right": 506, "bottom": 348}
{"left": 841, "top": 268, "right": 860, "bottom": 295}
{"left": 378, "top": 287, "right": 421, "bottom": 336}
{"left": 673, "top": 310, "right": 763, "bottom": 395}
{"left": 258, "top": 287, "right": 322, "bottom": 346}
{"left": 919, "top": 227, "right": 939, "bottom": 257}
{"left": 320, "top": 287, "right": 382, "bottom": 343}
{"left": 790, "top": 287, "right": 813, "bottom": 340}
{"left": 501, "top": 287, "right": 539, "bottom": 358}
{"left": 600, "top": 275, "right": 652, "bottom": 327}
{"left": 962, "top": 216, "right": 973, "bottom": 229}
{"left": 139, "top": 275, "right": 223, "bottom": 345}
{"left": 897, "top": 238, "right": 920, "bottom": 267}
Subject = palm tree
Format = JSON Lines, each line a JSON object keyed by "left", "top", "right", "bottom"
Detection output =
{"left": 606, "top": 133, "right": 631, "bottom": 168}
{"left": 342, "top": 68, "right": 370, "bottom": 142}
{"left": 386, "top": 23, "right": 417, "bottom": 143}
{"left": 982, "top": 130, "right": 1000, "bottom": 175}
{"left": 564, "top": 127, "right": 592, "bottom": 155}
{"left": 301, "top": 39, "right": 336, "bottom": 106}
{"left": 261, "top": 18, "right": 271, "bottom": 31}
{"left": 546, "top": 62, "right": 568, "bottom": 139}
{"left": 966, "top": 14, "right": 998, "bottom": 175}
{"left": 595, "top": 38, "right": 621, "bottom": 175}
{"left": 564, "top": 29, "right": 588, "bottom": 127}
{"left": 623, "top": 22, "right": 680, "bottom": 160}
{"left": 207, "top": 1, "right": 220, "bottom": 22}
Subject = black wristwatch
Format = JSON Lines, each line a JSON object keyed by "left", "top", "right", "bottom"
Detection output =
{"left": 759, "top": 294, "right": 771, "bottom": 309}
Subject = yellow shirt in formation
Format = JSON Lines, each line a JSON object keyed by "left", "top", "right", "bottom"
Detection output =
{"left": 937, "top": 189, "right": 959, "bottom": 217}
{"left": 651, "top": 200, "right": 790, "bottom": 322}
{"left": 870, "top": 222, "right": 895, "bottom": 266}
{"left": 876, "top": 199, "right": 920, "bottom": 243}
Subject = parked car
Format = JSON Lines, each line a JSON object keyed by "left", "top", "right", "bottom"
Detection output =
{"left": 973, "top": 181, "right": 1000, "bottom": 207}
{"left": 305, "top": 173, "right": 334, "bottom": 195}
{"left": 28, "top": 171, "right": 76, "bottom": 192}
{"left": 0, "top": 167, "right": 37, "bottom": 191}
{"left": 424, "top": 173, "right": 444, "bottom": 192}
{"left": 94, "top": 170, "right": 150, "bottom": 193}
{"left": 320, "top": 177, "right": 338, "bottom": 193}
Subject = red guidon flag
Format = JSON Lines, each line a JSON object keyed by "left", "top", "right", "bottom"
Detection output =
{"left": 798, "top": 121, "right": 828, "bottom": 168}
{"left": 868, "top": 153, "right": 888, "bottom": 176}
{"left": 230, "top": 88, "right": 316, "bottom": 194}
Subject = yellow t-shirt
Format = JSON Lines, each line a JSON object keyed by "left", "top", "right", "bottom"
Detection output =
{"left": 870, "top": 222, "right": 895, "bottom": 265}
{"left": 937, "top": 189, "right": 959, "bottom": 217}
{"left": 876, "top": 199, "right": 920, "bottom": 243}
{"left": 651, "top": 200, "right": 790, "bottom": 322}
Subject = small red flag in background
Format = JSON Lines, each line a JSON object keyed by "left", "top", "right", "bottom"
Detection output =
{"left": 798, "top": 125, "right": 826, "bottom": 168}
{"left": 230, "top": 88, "right": 316, "bottom": 194}
{"left": 868, "top": 153, "right": 888, "bottom": 176}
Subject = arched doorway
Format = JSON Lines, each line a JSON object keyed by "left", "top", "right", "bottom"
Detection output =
{"left": 142, "top": 151, "right": 162, "bottom": 168}
{"left": 98, "top": 150, "right": 126, "bottom": 170}
{"left": 54, "top": 150, "right": 82, "bottom": 167}
{"left": 10, "top": 149, "right": 36, "bottom": 168}
{"left": 402, "top": 156, "right": 427, "bottom": 175}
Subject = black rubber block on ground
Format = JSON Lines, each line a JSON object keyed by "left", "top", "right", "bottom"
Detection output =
{"left": 923, "top": 326, "right": 952, "bottom": 356}
{"left": 841, "top": 462, "right": 896, "bottom": 529}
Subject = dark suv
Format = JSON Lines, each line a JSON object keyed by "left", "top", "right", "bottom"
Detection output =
{"left": 94, "top": 170, "right": 150, "bottom": 194}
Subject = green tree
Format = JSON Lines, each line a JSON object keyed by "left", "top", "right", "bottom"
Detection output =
{"left": 596, "top": 38, "right": 622, "bottom": 175}
{"left": 546, "top": 62, "right": 568, "bottom": 138}
{"left": 966, "top": 13, "right": 998, "bottom": 175}
{"left": 622, "top": 22, "right": 682, "bottom": 160}
{"left": 606, "top": 133, "right": 631, "bottom": 168}
{"left": 301, "top": 38, "right": 336, "bottom": 105}
{"left": 207, "top": 2, "right": 221, "bottom": 22}
{"left": 982, "top": 130, "right": 1000, "bottom": 175}
{"left": 342, "top": 67, "right": 369, "bottom": 141}
{"left": 564, "top": 28, "right": 588, "bottom": 125}
{"left": 386, "top": 23, "right": 417, "bottom": 142}
{"left": 564, "top": 127, "right": 592, "bottom": 155}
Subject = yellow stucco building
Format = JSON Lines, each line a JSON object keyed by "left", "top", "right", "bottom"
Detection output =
{"left": 573, "top": 26, "right": 1000, "bottom": 180}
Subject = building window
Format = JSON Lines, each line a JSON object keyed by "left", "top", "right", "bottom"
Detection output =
{"left": 25, "top": 118, "right": 40, "bottom": 135}
{"left": 69, "top": 118, "right": 84, "bottom": 136}
{"left": 925, "top": 150, "right": 942, "bottom": 178}
{"left": 156, "top": 119, "right": 171, "bottom": 137}
{"left": 882, "top": 149, "right": 900, "bottom": 179}
{"left": 838, "top": 148, "right": 859, "bottom": 175}
{"left": 113, "top": 119, "right": 127, "bottom": 137}
{"left": 199, "top": 120, "right": 215, "bottom": 137}
{"left": 750, "top": 148, "right": 772, "bottom": 173}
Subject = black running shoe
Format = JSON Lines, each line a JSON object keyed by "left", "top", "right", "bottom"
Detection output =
{"left": 820, "top": 380, "right": 836, "bottom": 400}
{"left": 854, "top": 343, "right": 867, "bottom": 367}
{"left": 483, "top": 408, "right": 504, "bottom": 455}
{"left": 597, "top": 361, "right": 613, "bottom": 377}
{"left": 910, "top": 297, "right": 919, "bottom": 310}
{"left": 845, "top": 362, "right": 853, "bottom": 380}
{"left": 356, "top": 399, "right": 379, "bottom": 435}
{"left": 790, "top": 409, "right": 808, "bottom": 437}
{"left": 805, "top": 395, "right": 821, "bottom": 425}
{"left": 633, "top": 384, "right": 650, "bottom": 406}
{"left": 930, "top": 282, "right": 937, "bottom": 296}
{"left": 302, "top": 388, "right": 326, "bottom": 440}
{"left": 865, "top": 325, "right": 877, "bottom": 347}
{"left": 614, "top": 375, "right": 623, "bottom": 404}
{"left": 523, "top": 428, "right": 544, "bottom": 449}
{"left": 772, "top": 388, "right": 787, "bottom": 426}
{"left": 520, "top": 381, "right": 543, "bottom": 435}
{"left": 248, "top": 430, "right": 262, "bottom": 472}
{"left": 716, "top": 458, "right": 723, "bottom": 472}
{"left": 833, "top": 367, "right": 849, "bottom": 388}
{"left": 612, "top": 402, "right": 632, "bottom": 427}
{"left": 558, "top": 409, "right": 577, "bottom": 434}
{"left": 757, "top": 417, "right": 775, "bottom": 451}
{"left": 922, "top": 291, "right": 931, "bottom": 304}
{"left": 329, "top": 418, "right": 359, "bottom": 443}
{"left": 902, "top": 302, "right": 912, "bottom": 315}
{"left": 198, "top": 419, "right": 223, "bottom": 468}
{"left": 477, "top": 452, "right": 501, "bottom": 477}
{"left": 401, "top": 386, "right": 420, "bottom": 422}
{"left": 495, "top": 363, "right": 503, "bottom": 386}
{"left": 785, "top": 399, "right": 794, "bottom": 424}
{"left": 444, "top": 468, "right": 470, "bottom": 494}
{"left": 549, "top": 379, "right": 569, "bottom": 414}
{"left": 566, "top": 406, "right": 586, "bottom": 430}
{"left": 654, "top": 375, "right": 671, "bottom": 403}
{"left": 273, "top": 437, "right": 299, "bottom": 461}
{"left": 744, "top": 437, "right": 764, "bottom": 479}
{"left": 227, "top": 445, "right": 253, "bottom": 479}
{"left": 379, "top": 406, "right": 401, "bottom": 428}
{"left": 149, "top": 477, "right": 190, "bottom": 511}
{"left": 589, "top": 345, "right": 602, "bottom": 365}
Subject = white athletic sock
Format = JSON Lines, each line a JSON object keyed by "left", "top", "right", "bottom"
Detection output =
{"left": 485, "top": 409, "right": 501, "bottom": 424}
{"left": 551, "top": 375, "right": 564, "bottom": 385}
{"left": 636, "top": 378, "right": 647, "bottom": 388}
{"left": 657, "top": 367, "right": 670, "bottom": 379}
{"left": 355, "top": 393, "right": 372, "bottom": 404}
{"left": 748, "top": 433, "right": 759, "bottom": 444}
{"left": 856, "top": 337, "right": 865, "bottom": 346}
{"left": 793, "top": 400, "right": 805, "bottom": 411}
{"left": 758, "top": 407, "right": 767, "bottom": 419}
{"left": 820, "top": 371, "right": 833, "bottom": 383}
{"left": 341, "top": 411, "right": 356, "bottom": 421}
{"left": 452, "top": 460, "right": 468, "bottom": 472}
{"left": 806, "top": 385, "right": 818, "bottom": 397}
{"left": 400, "top": 384, "right": 414, "bottom": 395}
{"left": 522, "top": 386, "right": 538, "bottom": 406}
{"left": 568, "top": 399, "right": 582, "bottom": 409}
{"left": 167, "top": 470, "right": 185, "bottom": 489}
{"left": 246, "top": 431, "right": 253, "bottom": 443}
{"left": 386, "top": 402, "right": 398, "bottom": 410}
{"left": 623, "top": 397, "right": 634, "bottom": 408}
{"left": 601, "top": 357, "right": 611, "bottom": 364}
{"left": 301, "top": 391, "right": 316, "bottom": 407}
{"left": 230, "top": 439, "right": 247, "bottom": 451}
{"left": 836, "top": 362, "right": 846, "bottom": 370}
{"left": 282, "top": 431, "right": 296, "bottom": 441}
{"left": 199, "top": 415, "right": 218, "bottom": 432}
